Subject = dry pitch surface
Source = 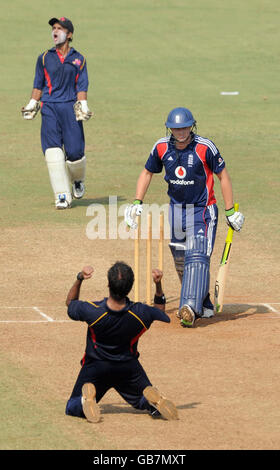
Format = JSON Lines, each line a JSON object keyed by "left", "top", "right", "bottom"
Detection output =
{"left": 1, "top": 224, "right": 279, "bottom": 450}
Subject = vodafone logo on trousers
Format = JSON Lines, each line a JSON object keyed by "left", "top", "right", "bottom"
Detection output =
{"left": 175, "top": 166, "right": 187, "bottom": 179}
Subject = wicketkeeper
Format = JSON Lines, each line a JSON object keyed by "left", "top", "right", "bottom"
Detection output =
{"left": 125, "top": 107, "right": 245, "bottom": 327}
{"left": 21, "top": 17, "right": 92, "bottom": 209}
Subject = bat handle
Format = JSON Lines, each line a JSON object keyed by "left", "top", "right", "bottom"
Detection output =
{"left": 234, "top": 202, "right": 239, "bottom": 211}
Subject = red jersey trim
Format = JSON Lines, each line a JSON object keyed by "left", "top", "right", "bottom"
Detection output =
{"left": 157, "top": 142, "right": 168, "bottom": 160}
{"left": 130, "top": 328, "right": 146, "bottom": 355}
{"left": 56, "top": 49, "right": 65, "bottom": 64}
{"left": 195, "top": 143, "right": 216, "bottom": 206}
{"left": 89, "top": 326, "right": 98, "bottom": 349}
{"left": 44, "top": 68, "right": 52, "bottom": 95}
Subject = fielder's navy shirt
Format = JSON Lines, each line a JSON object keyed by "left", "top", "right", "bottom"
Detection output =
{"left": 68, "top": 298, "right": 170, "bottom": 362}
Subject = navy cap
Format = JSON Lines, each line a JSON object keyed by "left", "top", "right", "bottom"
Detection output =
{"left": 49, "top": 17, "right": 74, "bottom": 33}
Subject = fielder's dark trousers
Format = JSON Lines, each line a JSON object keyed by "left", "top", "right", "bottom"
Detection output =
{"left": 65, "top": 356, "right": 153, "bottom": 418}
{"left": 41, "top": 102, "right": 85, "bottom": 160}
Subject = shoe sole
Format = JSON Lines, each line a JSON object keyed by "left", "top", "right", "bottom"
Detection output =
{"left": 56, "top": 202, "right": 71, "bottom": 210}
{"left": 56, "top": 205, "right": 71, "bottom": 209}
{"left": 143, "top": 386, "right": 178, "bottom": 421}
{"left": 179, "top": 305, "right": 195, "bottom": 328}
{"left": 82, "top": 383, "right": 101, "bottom": 423}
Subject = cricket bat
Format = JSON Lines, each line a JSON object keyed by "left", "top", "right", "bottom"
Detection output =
{"left": 214, "top": 203, "right": 239, "bottom": 313}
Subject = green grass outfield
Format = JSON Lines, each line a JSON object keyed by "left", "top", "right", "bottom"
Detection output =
{"left": 1, "top": 0, "right": 280, "bottom": 451}
{"left": 1, "top": 0, "right": 279, "bottom": 231}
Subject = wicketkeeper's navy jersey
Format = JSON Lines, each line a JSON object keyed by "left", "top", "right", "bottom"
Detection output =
{"left": 33, "top": 47, "right": 89, "bottom": 102}
{"left": 145, "top": 134, "right": 225, "bottom": 207}
{"left": 68, "top": 298, "right": 170, "bottom": 362}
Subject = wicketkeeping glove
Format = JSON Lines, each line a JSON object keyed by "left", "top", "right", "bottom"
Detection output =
{"left": 21, "top": 99, "right": 40, "bottom": 120}
{"left": 73, "top": 100, "right": 93, "bottom": 121}
{"left": 225, "top": 207, "right": 245, "bottom": 231}
{"left": 124, "top": 200, "right": 143, "bottom": 229}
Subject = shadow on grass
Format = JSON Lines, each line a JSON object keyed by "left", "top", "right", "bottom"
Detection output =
{"left": 71, "top": 196, "right": 127, "bottom": 208}
{"left": 100, "top": 401, "right": 201, "bottom": 416}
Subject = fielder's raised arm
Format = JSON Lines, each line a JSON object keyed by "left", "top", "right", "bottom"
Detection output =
{"left": 66, "top": 266, "right": 94, "bottom": 306}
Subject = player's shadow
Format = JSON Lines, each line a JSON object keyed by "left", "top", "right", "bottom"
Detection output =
{"left": 71, "top": 196, "right": 127, "bottom": 207}
{"left": 195, "top": 303, "right": 274, "bottom": 328}
{"left": 100, "top": 401, "right": 200, "bottom": 416}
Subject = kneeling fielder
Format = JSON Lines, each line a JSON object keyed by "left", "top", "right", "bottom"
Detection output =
{"left": 21, "top": 17, "right": 92, "bottom": 209}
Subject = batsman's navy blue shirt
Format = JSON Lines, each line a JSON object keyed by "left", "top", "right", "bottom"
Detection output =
{"left": 33, "top": 47, "right": 89, "bottom": 102}
{"left": 68, "top": 298, "right": 170, "bottom": 362}
{"left": 145, "top": 134, "right": 225, "bottom": 207}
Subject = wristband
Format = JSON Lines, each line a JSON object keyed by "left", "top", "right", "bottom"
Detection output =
{"left": 133, "top": 199, "right": 143, "bottom": 205}
{"left": 154, "top": 294, "right": 166, "bottom": 305}
{"left": 77, "top": 272, "right": 84, "bottom": 281}
{"left": 225, "top": 207, "right": 235, "bottom": 217}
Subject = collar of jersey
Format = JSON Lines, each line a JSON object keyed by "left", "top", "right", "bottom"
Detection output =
{"left": 49, "top": 46, "right": 77, "bottom": 56}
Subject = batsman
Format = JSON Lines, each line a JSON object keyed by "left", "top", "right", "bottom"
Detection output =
{"left": 125, "top": 107, "right": 245, "bottom": 327}
{"left": 21, "top": 17, "right": 92, "bottom": 209}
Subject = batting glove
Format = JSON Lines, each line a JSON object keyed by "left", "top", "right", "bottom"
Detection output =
{"left": 124, "top": 200, "right": 143, "bottom": 229}
{"left": 21, "top": 99, "right": 40, "bottom": 120}
{"left": 225, "top": 207, "right": 245, "bottom": 231}
{"left": 74, "top": 100, "right": 93, "bottom": 121}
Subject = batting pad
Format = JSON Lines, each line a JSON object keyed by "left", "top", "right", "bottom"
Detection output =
{"left": 45, "top": 148, "right": 72, "bottom": 204}
{"left": 179, "top": 235, "right": 210, "bottom": 316}
{"left": 169, "top": 243, "right": 186, "bottom": 283}
{"left": 66, "top": 156, "right": 86, "bottom": 183}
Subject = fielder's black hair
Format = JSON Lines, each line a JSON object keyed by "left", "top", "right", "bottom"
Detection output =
{"left": 107, "top": 261, "right": 134, "bottom": 301}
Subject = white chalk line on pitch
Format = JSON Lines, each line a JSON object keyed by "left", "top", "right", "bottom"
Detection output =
{"left": 32, "top": 306, "right": 54, "bottom": 322}
{"left": 0, "top": 306, "right": 71, "bottom": 323}
{"left": 0, "top": 303, "right": 279, "bottom": 322}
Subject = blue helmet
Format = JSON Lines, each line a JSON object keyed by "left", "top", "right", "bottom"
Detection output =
{"left": 165, "top": 107, "right": 195, "bottom": 129}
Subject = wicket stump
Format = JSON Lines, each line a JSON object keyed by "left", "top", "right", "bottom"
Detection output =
{"left": 134, "top": 212, "right": 164, "bottom": 305}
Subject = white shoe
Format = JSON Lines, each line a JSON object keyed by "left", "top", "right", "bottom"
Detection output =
{"left": 202, "top": 307, "right": 214, "bottom": 318}
{"left": 73, "top": 181, "right": 85, "bottom": 199}
{"left": 55, "top": 194, "right": 71, "bottom": 210}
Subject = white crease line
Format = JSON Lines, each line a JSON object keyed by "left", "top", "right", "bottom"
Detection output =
{"left": 0, "top": 320, "right": 71, "bottom": 323}
{"left": 33, "top": 307, "right": 54, "bottom": 322}
{"left": 0, "top": 306, "right": 36, "bottom": 309}
{"left": 262, "top": 303, "right": 280, "bottom": 314}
